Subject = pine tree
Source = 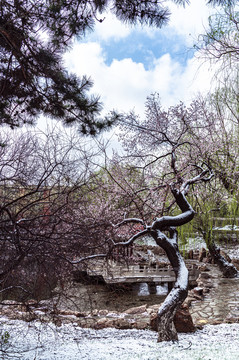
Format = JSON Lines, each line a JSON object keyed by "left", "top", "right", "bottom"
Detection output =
{"left": 0, "top": 0, "right": 234, "bottom": 133}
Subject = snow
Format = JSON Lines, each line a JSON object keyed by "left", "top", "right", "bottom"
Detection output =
{"left": 156, "top": 283, "right": 168, "bottom": 295}
{"left": 1, "top": 318, "right": 239, "bottom": 360}
{"left": 227, "top": 246, "right": 239, "bottom": 259}
{"left": 179, "top": 235, "right": 205, "bottom": 251}
{"left": 175, "top": 254, "right": 189, "bottom": 290}
{"left": 180, "top": 235, "right": 239, "bottom": 260}
{"left": 138, "top": 282, "right": 150, "bottom": 296}
{"left": 213, "top": 225, "right": 239, "bottom": 231}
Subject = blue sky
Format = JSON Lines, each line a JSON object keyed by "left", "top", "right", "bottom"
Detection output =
{"left": 89, "top": 29, "right": 194, "bottom": 70}
{"left": 64, "top": 0, "right": 217, "bottom": 121}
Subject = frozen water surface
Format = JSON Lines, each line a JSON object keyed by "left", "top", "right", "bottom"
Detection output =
{"left": 1, "top": 317, "right": 239, "bottom": 360}
{"left": 138, "top": 282, "right": 150, "bottom": 296}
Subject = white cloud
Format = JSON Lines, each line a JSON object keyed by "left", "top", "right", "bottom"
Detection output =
{"left": 91, "top": 1, "right": 212, "bottom": 45}
{"left": 62, "top": 0, "right": 218, "bottom": 119}
{"left": 62, "top": 0, "right": 218, "bottom": 120}
{"left": 64, "top": 41, "right": 214, "bottom": 117}
{"left": 62, "top": 2, "right": 217, "bottom": 155}
{"left": 167, "top": 0, "right": 213, "bottom": 42}
{"left": 91, "top": 11, "right": 131, "bottom": 42}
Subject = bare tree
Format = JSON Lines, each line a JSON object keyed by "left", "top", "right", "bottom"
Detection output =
{"left": 196, "top": 4, "right": 239, "bottom": 126}
{"left": 197, "top": 6, "right": 239, "bottom": 71}
{"left": 0, "top": 127, "right": 102, "bottom": 301}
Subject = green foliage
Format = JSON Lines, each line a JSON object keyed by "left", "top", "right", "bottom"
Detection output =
{"left": 197, "top": 4, "right": 239, "bottom": 90}
{"left": 0, "top": 328, "right": 10, "bottom": 355}
{"left": 1, "top": 330, "right": 10, "bottom": 345}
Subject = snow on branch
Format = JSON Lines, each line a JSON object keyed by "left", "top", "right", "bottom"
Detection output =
{"left": 113, "top": 216, "right": 146, "bottom": 228}
{"left": 66, "top": 253, "right": 108, "bottom": 265}
{"left": 109, "top": 228, "right": 150, "bottom": 247}
{"left": 150, "top": 165, "right": 213, "bottom": 232}
{"left": 151, "top": 186, "right": 195, "bottom": 231}
{"left": 180, "top": 165, "right": 214, "bottom": 195}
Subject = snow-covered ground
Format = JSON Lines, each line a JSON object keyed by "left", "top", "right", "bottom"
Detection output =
{"left": 180, "top": 233, "right": 239, "bottom": 259}
{"left": 213, "top": 225, "right": 239, "bottom": 231}
{"left": 1, "top": 317, "right": 239, "bottom": 360}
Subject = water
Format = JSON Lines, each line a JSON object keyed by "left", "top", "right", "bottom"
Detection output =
{"left": 156, "top": 283, "right": 168, "bottom": 296}
{"left": 138, "top": 283, "right": 150, "bottom": 296}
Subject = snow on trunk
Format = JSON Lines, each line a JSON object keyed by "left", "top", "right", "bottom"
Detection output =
{"left": 150, "top": 187, "right": 194, "bottom": 342}
{"left": 154, "top": 232, "right": 189, "bottom": 342}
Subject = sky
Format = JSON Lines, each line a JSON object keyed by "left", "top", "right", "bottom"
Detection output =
{"left": 63, "top": 0, "right": 217, "bottom": 120}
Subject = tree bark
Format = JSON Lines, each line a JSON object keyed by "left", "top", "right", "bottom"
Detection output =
{"left": 208, "top": 241, "right": 239, "bottom": 278}
{"left": 110, "top": 177, "right": 210, "bottom": 341}
{"left": 150, "top": 188, "right": 194, "bottom": 342}
{"left": 152, "top": 229, "right": 189, "bottom": 342}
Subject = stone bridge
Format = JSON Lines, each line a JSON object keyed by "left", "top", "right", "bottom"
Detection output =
{"left": 87, "top": 260, "right": 199, "bottom": 285}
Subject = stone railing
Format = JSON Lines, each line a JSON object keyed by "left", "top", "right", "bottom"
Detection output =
{"left": 100, "top": 261, "right": 199, "bottom": 284}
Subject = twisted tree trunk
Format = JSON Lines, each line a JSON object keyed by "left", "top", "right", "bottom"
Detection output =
{"left": 75, "top": 170, "right": 213, "bottom": 342}
{"left": 150, "top": 188, "right": 195, "bottom": 342}
{"left": 154, "top": 231, "right": 189, "bottom": 341}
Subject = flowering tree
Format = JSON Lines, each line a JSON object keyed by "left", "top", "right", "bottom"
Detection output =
{"left": 116, "top": 96, "right": 217, "bottom": 341}
{"left": 70, "top": 94, "right": 216, "bottom": 341}
{"left": 0, "top": 127, "right": 147, "bottom": 301}
{"left": 171, "top": 94, "right": 239, "bottom": 277}
{"left": 112, "top": 171, "right": 212, "bottom": 342}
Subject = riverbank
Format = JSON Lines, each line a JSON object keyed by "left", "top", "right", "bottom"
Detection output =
{"left": 1, "top": 241, "right": 239, "bottom": 359}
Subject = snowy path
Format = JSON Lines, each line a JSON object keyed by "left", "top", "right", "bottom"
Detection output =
{"left": 1, "top": 318, "right": 239, "bottom": 360}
